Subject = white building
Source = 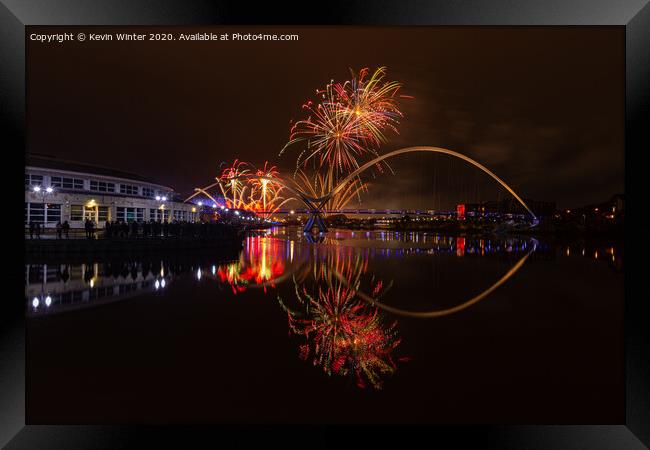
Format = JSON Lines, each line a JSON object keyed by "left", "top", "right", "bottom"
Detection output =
{"left": 25, "top": 153, "right": 198, "bottom": 228}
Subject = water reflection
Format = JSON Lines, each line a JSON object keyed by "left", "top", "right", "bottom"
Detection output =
{"left": 26, "top": 260, "right": 172, "bottom": 316}
{"left": 215, "top": 235, "right": 287, "bottom": 294}
{"left": 277, "top": 248, "right": 405, "bottom": 389}
{"left": 26, "top": 227, "right": 623, "bottom": 390}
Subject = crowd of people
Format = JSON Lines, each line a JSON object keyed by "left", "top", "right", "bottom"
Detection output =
{"left": 28, "top": 219, "right": 237, "bottom": 240}
{"left": 28, "top": 220, "right": 71, "bottom": 239}
{"left": 104, "top": 219, "right": 235, "bottom": 239}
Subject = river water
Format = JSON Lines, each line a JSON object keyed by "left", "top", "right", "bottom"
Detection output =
{"left": 26, "top": 226, "right": 624, "bottom": 423}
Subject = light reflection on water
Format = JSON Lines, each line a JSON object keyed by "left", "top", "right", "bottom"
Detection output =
{"left": 25, "top": 226, "right": 622, "bottom": 390}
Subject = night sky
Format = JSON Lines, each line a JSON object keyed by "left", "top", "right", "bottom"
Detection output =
{"left": 27, "top": 26, "right": 624, "bottom": 209}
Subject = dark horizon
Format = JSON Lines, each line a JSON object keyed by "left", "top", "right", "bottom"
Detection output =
{"left": 26, "top": 26, "right": 624, "bottom": 209}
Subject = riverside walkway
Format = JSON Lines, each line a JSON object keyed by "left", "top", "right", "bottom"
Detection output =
{"left": 25, "top": 222, "right": 244, "bottom": 256}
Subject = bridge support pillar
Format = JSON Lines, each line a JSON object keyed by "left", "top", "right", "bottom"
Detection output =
{"left": 303, "top": 211, "right": 328, "bottom": 234}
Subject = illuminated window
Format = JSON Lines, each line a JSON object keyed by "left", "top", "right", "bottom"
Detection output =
{"left": 25, "top": 202, "right": 61, "bottom": 223}
{"left": 70, "top": 205, "right": 84, "bottom": 221}
{"left": 116, "top": 207, "right": 144, "bottom": 221}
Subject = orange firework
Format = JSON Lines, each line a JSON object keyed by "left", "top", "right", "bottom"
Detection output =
{"left": 248, "top": 162, "right": 294, "bottom": 218}
{"left": 218, "top": 159, "right": 251, "bottom": 210}
{"left": 280, "top": 67, "right": 409, "bottom": 179}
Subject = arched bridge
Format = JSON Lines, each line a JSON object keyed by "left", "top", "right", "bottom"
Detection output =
{"left": 187, "top": 146, "right": 539, "bottom": 234}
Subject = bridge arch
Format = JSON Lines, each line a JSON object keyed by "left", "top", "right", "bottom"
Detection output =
{"left": 322, "top": 146, "right": 538, "bottom": 223}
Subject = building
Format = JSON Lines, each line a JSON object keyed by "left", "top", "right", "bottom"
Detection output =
{"left": 25, "top": 153, "right": 198, "bottom": 228}
{"left": 458, "top": 198, "right": 557, "bottom": 219}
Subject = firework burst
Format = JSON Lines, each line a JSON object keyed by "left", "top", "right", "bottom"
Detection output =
{"left": 281, "top": 67, "right": 409, "bottom": 180}
{"left": 218, "top": 159, "right": 251, "bottom": 210}
{"left": 248, "top": 161, "right": 295, "bottom": 219}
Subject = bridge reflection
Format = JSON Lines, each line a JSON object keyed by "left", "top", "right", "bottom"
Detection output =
{"left": 26, "top": 227, "right": 622, "bottom": 389}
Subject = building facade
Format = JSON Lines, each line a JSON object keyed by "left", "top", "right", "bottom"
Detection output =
{"left": 25, "top": 153, "right": 198, "bottom": 228}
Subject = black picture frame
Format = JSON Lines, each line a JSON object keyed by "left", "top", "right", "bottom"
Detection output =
{"left": 3, "top": 1, "right": 648, "bottom": 448}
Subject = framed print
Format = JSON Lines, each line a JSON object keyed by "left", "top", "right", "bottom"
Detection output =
{"left": 2, "top": 0, "right": 648, "bottom": 448}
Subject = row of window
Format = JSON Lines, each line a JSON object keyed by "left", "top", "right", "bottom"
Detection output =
{"left": 51, "top": 176, "right": 84, "bottom": 190}
{"left": 25, "top": 202, "right": 61, "bottom": 224}
{"left": 26, "top": 173, "right": 171, "bottom": 199}
{"left": 25, "top": 203, "right": 193, "bottom": 224}
{"left": 150, "top": 208, "right": 170, "bottom": 221}
{"left": 116, "top": 207, "right": 145, "bottom": 222}
{"left": 173, "top": 210, "right": 188, "bottom": 221}
{"left": 25, "top": 174, "right": 43, "bottom": 186}
{"left": 120, "top": 184, "right": 139, "bottom": 196}
{"left": 90, "top": 180, "right": 115, "bottom": 192}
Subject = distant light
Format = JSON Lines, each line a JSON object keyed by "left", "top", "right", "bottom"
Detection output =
{"left": 191, "top": 207, "right": 197, "bottom": 213}
{"left": 33, "top": 186, "right": 41, "bottom": 192}
{"left": 162, "top": 196, "right": 167, "bottom": 202}
{"left": 234, "top": 210, "right": 240, "bottom": 216}
{"left": 45, "top": 186, "right": 53, "bottom": 193}
{"left": 160, "top": 278, "right": 166, "bottom": 288}
{"left": 89, "top": 279, "right": 94, "bottom": 288}
{"left": 155, "top": 280, "right": 160, "bottom": 290}
{"left": 220, "top": 205, "right": 225, "bottom": 210}
{"left": 196, "top": 268, "right": 202, "bottom": 280}
{"left": 45, "top": 295, "right": 52, "bottom": 307}
{"left": 197, "top": 201, "right": 203, "bottom": 206}
{"left": 290, "top": 210, "right": 295, "bottom": 214}
{"left": 156, "top": 195, "right": 161, "bottom": 201}
{"left": 32, "top": 297, "right": 39, "bottom": 308}
{"left": 225, "top": 208, "right": 229, "bottom": 212}
{"left": 211, "top": 265, "right": 216, "bottom": 275}
{"left": 212, "top": 203, "right": 217, "bottom": 209}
